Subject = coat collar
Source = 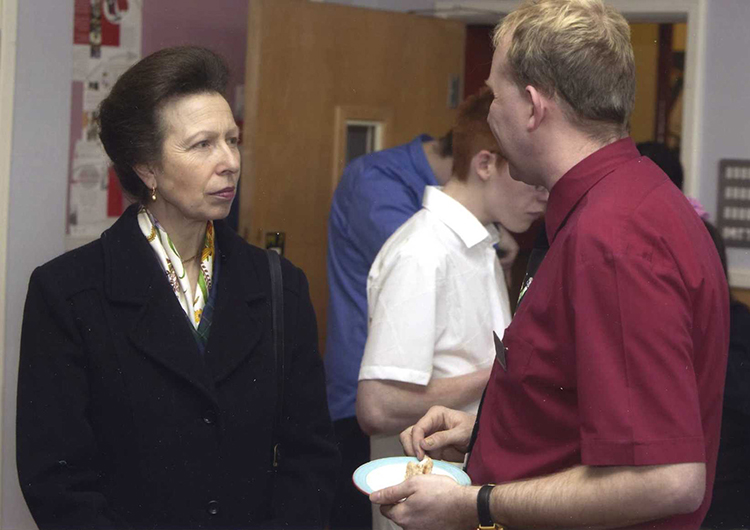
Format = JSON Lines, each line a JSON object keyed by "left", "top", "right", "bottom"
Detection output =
{"left": 102, "top": 204, "right": 161, "bottom": 305}
{"left": 103, "top": 205, "right": 266, "bottom": 305}
{"left": 102, "top": 205, "right": 268, "bottom": 400}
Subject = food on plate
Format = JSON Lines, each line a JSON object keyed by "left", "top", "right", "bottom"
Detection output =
{"left": 404, "top": 456, "right": 433, "bottom": 479}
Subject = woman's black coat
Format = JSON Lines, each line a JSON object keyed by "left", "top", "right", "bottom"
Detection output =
{"left": 17, "top": 205, "right": 340, "bottom": 529}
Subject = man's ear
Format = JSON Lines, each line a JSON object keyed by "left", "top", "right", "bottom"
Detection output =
{"left": 526, "top": 85, "right": 547, "bottom": 132}
{"left": 472, "top": 150, "right": 497, "bottom": 182}
{"left": 134, "top": 164, "right": 157, "bottom": 189}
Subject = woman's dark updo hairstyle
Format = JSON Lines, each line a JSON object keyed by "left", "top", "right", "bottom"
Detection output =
{"left": 98, "top": 46, "right": 230, "bottom": 203}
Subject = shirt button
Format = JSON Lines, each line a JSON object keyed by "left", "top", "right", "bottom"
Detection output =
{"left": 207, "top": 500, "right": 219, "bottom": 515}
{"left": 203, "top": 410, "right": 217, "bottom": 425}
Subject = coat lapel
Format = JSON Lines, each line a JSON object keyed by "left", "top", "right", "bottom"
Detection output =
{"left": 129, "top": 285, "right": 219, "bottom": 405}
{"left": 205, "top": 222, "right": 267, "bottom": 384}
{"left": 102, "top": 206, "right": 218, "bottom": 405}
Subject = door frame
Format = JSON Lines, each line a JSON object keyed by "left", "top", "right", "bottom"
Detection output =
{"left": 0, "top": 0, "right": 18, "bottom": 517}
{"left": 433, "top": 0, "right": 706, "bottom": 199}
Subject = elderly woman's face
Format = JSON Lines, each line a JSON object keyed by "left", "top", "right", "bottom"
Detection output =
{"left": 146, "top": 92, "right": 240, "bottom": 224}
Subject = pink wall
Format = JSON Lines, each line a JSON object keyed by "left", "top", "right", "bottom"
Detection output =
{"left": 141, "top": 0, "right": 250, "bottom": 116}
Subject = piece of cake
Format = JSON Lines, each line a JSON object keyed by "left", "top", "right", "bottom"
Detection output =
{"left": 405, "top": 456, "right": 433, "bottom": 479}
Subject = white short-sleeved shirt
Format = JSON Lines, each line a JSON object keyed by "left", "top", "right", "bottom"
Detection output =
{"left": 359, "top": 186, "right": 512, "bottom": 414}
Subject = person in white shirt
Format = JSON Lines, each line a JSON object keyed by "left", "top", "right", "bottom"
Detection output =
{"left": 355, "top": 89, "right": 549, "bottom": 530}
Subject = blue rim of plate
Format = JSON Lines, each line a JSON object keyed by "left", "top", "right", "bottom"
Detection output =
{"left": 352, "top": 456, "right": 471, "bottom": 495}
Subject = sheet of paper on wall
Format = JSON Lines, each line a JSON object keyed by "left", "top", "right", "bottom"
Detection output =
{"left": 72, "top": 1, "right": 142, "bottom": 81}
{"left": 83, "top": 51, "right": 139, "bottom": 111}
{"left": 69, "top": 140, "right": 111, "bottom": 237}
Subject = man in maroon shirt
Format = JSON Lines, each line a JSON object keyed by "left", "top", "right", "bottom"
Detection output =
{"left": 369, "top": 1, "right": 730, "bottom": 529}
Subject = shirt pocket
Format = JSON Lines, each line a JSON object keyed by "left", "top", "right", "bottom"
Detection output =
{"left": 495, "top": 330, "right": 536, "bottom": 381}
{"left": 484, "top": 331, "right": 539, "bottom": 430}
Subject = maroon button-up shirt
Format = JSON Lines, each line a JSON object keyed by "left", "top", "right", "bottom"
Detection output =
{"left": 466, "top": 138, "right": 730, "bottom": 529}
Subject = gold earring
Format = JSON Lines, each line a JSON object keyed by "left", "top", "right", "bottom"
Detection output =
{"left": 150, "top": 186, "right": 157, "bottom": 202}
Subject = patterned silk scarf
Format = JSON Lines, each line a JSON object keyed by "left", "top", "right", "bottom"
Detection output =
{"left": 137, "top": 207, "right": 215, "bottom": 329}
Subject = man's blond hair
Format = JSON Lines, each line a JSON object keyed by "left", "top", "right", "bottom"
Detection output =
{"left": 494, "top": 0, "right": 635, "bottom": 143}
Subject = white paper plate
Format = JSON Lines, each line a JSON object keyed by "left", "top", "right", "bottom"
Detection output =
{"left": 352, "top": 456, "right": 471, "bottom": 495}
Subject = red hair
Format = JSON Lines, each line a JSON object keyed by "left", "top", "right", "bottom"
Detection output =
{"left": 451, "top": 88, "right": 503, "bottom": 181}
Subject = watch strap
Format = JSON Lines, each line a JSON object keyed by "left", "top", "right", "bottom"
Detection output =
{"left": 477, "top": 484, "right": 502, "bottom": 529}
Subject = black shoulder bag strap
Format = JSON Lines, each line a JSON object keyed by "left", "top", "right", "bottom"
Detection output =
{"left": 267, "top": 250, "right": 285, "bottom": 469}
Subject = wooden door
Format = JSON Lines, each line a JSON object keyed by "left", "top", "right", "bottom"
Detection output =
{"left": 240, "top": 0, "right": 466, "bottom": 351}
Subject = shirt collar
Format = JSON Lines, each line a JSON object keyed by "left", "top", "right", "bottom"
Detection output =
{"left": 545, "top": 137, "right": 640, "bottom": 243}
{"left": 422, "top": 186, "right": 498, "bottom": 248}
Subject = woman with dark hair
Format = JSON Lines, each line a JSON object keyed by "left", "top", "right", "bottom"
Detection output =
{"left": 17, "top": 46, "right": 339, "bottom": 530}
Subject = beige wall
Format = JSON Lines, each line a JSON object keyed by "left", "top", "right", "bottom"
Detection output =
{"left": 673, "top": 22, "right": 687, "bottom": 52}
{"left": 629, "top": 23, "right": 659, "bottom": 143}
{"left": 734, "top": 288, "right": 750, "bottom": 308}
{"left": 628, "top": 22, "right": 687, "bottom": 145}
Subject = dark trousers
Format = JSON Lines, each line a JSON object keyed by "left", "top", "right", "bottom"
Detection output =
{"left": 329, "top": 416, "right": 372, "bottom": 530}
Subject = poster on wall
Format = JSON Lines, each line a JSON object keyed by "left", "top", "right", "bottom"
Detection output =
{"left": 67, "top": 0, "right": 142, "bottom": 240}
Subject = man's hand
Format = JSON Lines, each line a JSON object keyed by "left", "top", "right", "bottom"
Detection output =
{"left": 400, "top": 406, "right": 476, "bottom": 461}
{"left": 370, "top": 475, "right": 478, "bottom": 530}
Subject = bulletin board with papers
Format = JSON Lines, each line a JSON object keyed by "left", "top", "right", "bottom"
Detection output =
{"left": 67, "top": 0, "right": 142, "bottom": 241}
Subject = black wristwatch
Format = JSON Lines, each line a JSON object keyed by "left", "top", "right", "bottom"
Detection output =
{"left": 477, "top": 484, "right": 504, "bottom": 530}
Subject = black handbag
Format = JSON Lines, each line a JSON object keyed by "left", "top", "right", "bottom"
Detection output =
{"left": 267, "top": 250, "right": 285, "bottom": 469}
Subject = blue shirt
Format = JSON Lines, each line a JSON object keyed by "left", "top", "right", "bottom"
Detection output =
{"left": 324, "top": 135, "right": 438, "bottom": 421}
